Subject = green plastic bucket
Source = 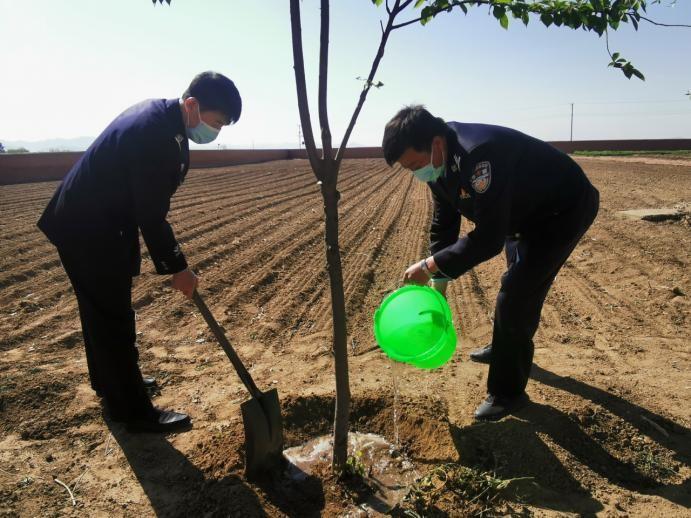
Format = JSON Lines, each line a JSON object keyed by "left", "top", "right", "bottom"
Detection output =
{"left": 373, "top": 285, "right": 457, "bottom": 369}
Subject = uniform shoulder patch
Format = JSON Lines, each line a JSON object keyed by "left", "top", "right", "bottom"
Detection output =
{"left": 451, "top": 154, "right": 462, "bottom": 172}
{"left": 470, "top": 161, "right": 491, "bottom": 194}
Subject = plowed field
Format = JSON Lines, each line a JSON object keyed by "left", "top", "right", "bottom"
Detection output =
{"left": 1, "top": 157, "right": 689, "bottom": 516}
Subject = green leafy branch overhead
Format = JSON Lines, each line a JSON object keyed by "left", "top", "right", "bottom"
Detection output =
{"left": 371, "top": 0, "right": 691, "bottom": 80}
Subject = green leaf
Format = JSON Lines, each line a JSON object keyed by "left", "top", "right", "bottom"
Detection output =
{"left": 420, "top": 5, "right": 434, "bottom": 23}
{"left": 372, "top": 0, "right": 384, "bottom": 5}
{"left": 500, "top": 13, "right": 509, "bottom": 29}
{"left": 414, "top": 0, "right": 426, "bottom": 8}
{"left": 540, "top": 13, "right": 553, "bottom": 27}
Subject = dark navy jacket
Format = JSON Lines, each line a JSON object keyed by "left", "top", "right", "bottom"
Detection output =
{"left": 38, "top": 99, "right": 190, "bottom": 276}
{"left": 429, "top": 122, "right": 593, "bottom": 279}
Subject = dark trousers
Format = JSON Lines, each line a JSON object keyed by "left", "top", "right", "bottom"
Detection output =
{"left": 487, "top": 185, "right": 600, "bottom": 396}
{"left": 58, "top": 249, "right": 153, "bottom": 420}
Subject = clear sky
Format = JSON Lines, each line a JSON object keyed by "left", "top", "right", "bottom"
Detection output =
{"left": 1, "top": 0, "right": 690, "bottom": 150}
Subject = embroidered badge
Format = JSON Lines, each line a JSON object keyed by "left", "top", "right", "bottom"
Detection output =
{"left": 470, "top": 161, "right": 491, "bottom": 194}
{"left": 175, "top": 135, "right": 186, "bottom": 174}
{"left": 451, "top": 154, "right": 462, "bottom": 173}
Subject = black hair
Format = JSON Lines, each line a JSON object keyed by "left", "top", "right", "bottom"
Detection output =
{"left": 382, "top": 105, "right": 448, "bottom": 165}
{"left": 182, "top": 71, "right": 242, "bottom": 124}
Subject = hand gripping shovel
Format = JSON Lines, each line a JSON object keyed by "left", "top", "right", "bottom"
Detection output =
{"left": 192, "top": 291, "right": 284, "bottom": 479}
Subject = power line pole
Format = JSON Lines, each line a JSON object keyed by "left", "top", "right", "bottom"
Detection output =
{"left": 570, "top": 103, "right": 574, "bottom": 142}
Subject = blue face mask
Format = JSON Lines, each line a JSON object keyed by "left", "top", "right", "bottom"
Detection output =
{"left": 413, "top": 143, "right": 445, "bottom": 183}
{"left": 186, "top": 104, "right": 220, "bottom": 144}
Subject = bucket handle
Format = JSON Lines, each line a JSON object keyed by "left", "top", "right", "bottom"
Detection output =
{"left": 417, "top": 309, "right": 447, "bottom": 328}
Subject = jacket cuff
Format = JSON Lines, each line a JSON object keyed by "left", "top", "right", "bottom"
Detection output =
{"left": 432, "top": 268, "right": 452, "bottom": 281}
{"left": 153, "top": 248, "right": 188, "bottom": 275}
{"left": 433, "top": 247, "right": 464, "bottom": 280}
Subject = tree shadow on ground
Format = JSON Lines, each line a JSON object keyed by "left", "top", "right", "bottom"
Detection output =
{"left": 530, "top": 364, "right": 690, "bottom": 507}
{"left": 108, "top": 418, "right": 326, "bottom": 517}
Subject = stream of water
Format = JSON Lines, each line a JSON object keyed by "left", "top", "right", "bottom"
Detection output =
{"left": 390, "top": 359, "right": 401, "bottom": 448}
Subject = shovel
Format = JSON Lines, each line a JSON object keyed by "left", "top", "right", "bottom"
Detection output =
{"left": 192, "top": 291, "right": 284, "bottom": 479}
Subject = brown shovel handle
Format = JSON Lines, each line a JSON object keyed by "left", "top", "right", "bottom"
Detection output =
{"left": 192, "top": 291, "right": 262, "bottom": 399}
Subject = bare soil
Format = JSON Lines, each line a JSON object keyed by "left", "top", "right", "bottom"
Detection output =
{"left": 1, "top": 156, "right": 689, "bottom": 517}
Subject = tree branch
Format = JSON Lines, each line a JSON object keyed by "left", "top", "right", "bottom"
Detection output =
{"left": 605, "top": 27, "right": 612, "bottom": 58}
{"left": 318, "top": 0, "right": 333, "bottom": 160}
{"left": 334, "top": 0, "right": 399, "bottom": 169}
{"left": 391, "top": 0, "right": 482, "bottom": 30}
{"left": 397, "top": 0, "right": 416, "bottom": 11}
{"left": 388, "top": 1, "right": 690, "bottom": 36}
{"left": 634, "top": 13, "right": 691, "bottom": 28}
{"left": 289, "top": 0, "right": 323, "bottom": 179}
{"left": 391, "top": 16, "right": 424, "bottom": 30}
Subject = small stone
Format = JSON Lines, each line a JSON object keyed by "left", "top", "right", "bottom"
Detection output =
{"left": 672, "top": 286, "right": 685, "bottom": 296}
{"left": 618, "top": 208, "right": 685, "bottom": 222}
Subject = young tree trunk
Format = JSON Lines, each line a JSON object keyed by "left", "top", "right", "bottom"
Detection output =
{"left": 289, "top": 0, "right": 350, "bottom": 471}
{"left": 289, "top": 0, "right": 405, "bottom": 471}
{"left": 290, "top": 0, "right": 413, "bottom": 471}
{"left": 320, "top": 160, "right": 350, "bottom": 469}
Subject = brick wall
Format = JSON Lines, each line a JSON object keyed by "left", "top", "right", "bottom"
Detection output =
{"left": 0, "top": 141, "right": 687, "bottom": 185}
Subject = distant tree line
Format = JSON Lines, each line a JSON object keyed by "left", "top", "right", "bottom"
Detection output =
{"left": 0, "top": 143, "right": 29, "bottom": 154}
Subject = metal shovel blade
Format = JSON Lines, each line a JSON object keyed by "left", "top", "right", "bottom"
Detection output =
{"left": 241, "top": 387, "right": 285, "bottom": 479}
{"left": 191, "top": 291, "right": 285, "bottom": 479}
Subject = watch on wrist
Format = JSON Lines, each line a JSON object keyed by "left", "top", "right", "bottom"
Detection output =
{"left": 420, "top": 258, "right": 432, "bottom": 278}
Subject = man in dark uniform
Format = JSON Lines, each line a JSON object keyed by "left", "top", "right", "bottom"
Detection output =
{"left": 382, "top": 105, "right": 599, "bottom": 420}
{"left": 37, "top": 71, "right": 241, "bottom": 432}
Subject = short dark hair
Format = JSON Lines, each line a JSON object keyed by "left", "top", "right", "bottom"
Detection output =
{"left": 183, "top": 71, "right": 242, "bottom": 124}
{"left": 382, "top": 105, "right": 448, "bottom": 165}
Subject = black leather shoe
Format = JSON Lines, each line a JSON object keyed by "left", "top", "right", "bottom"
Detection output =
{"left": 126, "top": 408, "right": 191, "bottom": 433}
{"left": 474, "top": 393, "right": 529, "bottom": 421}
{"left": 142, "top": 375, "right": 157, "bottom": 389}
{"left": 469, "top": 344, "right": 492, "bottom": 364}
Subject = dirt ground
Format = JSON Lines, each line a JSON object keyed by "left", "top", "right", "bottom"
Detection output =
{"left": 1, "top": 156, "right": 689, "bottom": 517}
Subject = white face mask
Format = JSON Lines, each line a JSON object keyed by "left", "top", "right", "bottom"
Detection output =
{"left": 413, "top": 141, "right": 445, "bottom": 183}
{"left": 186, "top": 103, "right": 220, "bottom": 144}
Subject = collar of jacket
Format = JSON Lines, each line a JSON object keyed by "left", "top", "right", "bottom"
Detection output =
{"left": 428, "top": 127, "right": 465, "bottom": 210}
{"left": 166, "top": 99, "right": 190, "bottom": 183}
{"left": 166, "top": 98, "right": 188, "bottom": 139}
